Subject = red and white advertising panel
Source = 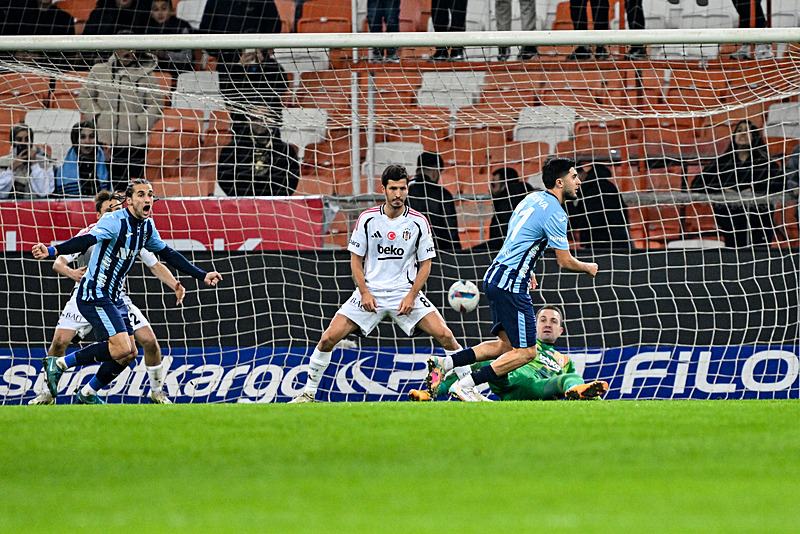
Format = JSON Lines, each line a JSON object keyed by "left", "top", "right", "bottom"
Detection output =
{"left": 0, "top": 197, "right": 325, "bottom": 251}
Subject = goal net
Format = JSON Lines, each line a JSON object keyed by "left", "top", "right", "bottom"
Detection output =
{"left": 0, "top": 9, "right": 798, "bottom": 402}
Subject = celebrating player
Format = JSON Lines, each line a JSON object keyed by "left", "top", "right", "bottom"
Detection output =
{"left": 32, "top": 179, "right": 223, "bottom": 404}
{"left": 289, "top": 164, "right": 462, "bottom": 403}
{"left": 426, "top": 157, "right": 599, "bottom": 401}
{"left": 409, "top": 305, "right": 608, "bottom": 401}
{"left": 29, "top": 190, "right": 184, "bottom": 405}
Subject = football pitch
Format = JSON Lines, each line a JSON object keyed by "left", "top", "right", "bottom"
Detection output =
{"left": 2, "top": 400, "right": 798, "bottom": 533}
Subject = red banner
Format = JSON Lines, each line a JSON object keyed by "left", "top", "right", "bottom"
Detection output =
{"left": 0, "top": 197, "right": 325, "bottom": 251}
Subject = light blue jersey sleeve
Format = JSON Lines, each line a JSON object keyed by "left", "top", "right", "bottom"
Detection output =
{"left": 144, "top": 220, "right": 168, "bottom": 253}
{"left": 543, "top": 212, "right": 570, "bottom": 250}
{"left": 89, "top": 212, "right": 121, "bottom": 241}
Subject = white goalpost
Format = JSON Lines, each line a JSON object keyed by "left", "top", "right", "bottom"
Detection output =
{"left": 0, "top": 27, "right": 798, "bottom": 403}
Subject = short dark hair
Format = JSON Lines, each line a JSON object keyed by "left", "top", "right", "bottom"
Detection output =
{"left": 536, "top": 304, "right": 564, "bottom": 326}
{"left": 125, "top": 178, "right": 151, "bottom": 198}
{"left": 541, "top": 157, "right": 575, "bottom": 189}
{"left": 492, "top": 167, "right": 519, "bottom": 182}
{"left": 416, "top": 151, "right": 443, "bottom": 174}
{"left": 93, "top": 190, "right": 114, "bottom": 214}
{"left": 381, "top": 165, "right": 409, "bottom": 187}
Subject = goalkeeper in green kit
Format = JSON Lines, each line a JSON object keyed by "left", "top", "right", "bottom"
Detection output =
{"left": 409, "top": 304, "right": 607, "bottom": 401}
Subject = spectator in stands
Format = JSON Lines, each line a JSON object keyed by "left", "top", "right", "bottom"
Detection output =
{"left": 200, "top": 0, "right": 282, "bottom": 66}
{"left": 54, "top": 121, "right": 111, "bottom": 198}
{"left": 78, "top": 48, "right": 162, "bottom": 190}
{"left": 567, "top": 0, "right": 610, "bottom": 60}
{"left": 625, "top": 0, "right": 647, "bottom": 60}
{"left": 730, "top": 0, "right": 772, "bottom": 60}
{"left": 407, "top": 151, "right": 461, "bottom": 251}
{"left": 691, "top": 120, "right": 781, "bottom": 247}
{"left": 430, "top": 0, "right": 468, "bottom": 61}
{"left": 566, "top": 0, "right": 645, "bottom": 60}
{"left": 496, "top": 0, "right": 537, "bottom": 61}
{"left": 217, "top": 107, "right": 300, "bottom": 197}
{"left": 8, "top": 0, "right": 75, "bottom": 35}
{"left": 367, "top": 0, "right": 401, "bottom": 63}
{"left": 138, "top": 0, "right": 194, "bottom": 75}
{"left": 1, "top": 0, "right": 77, "bottom": 68}
{"left": 81, "top": 0, "right": 150, "bottom": 65}
{"left": 566, "top": 163, "right": 632, "bottom": 250}
{"left": 0, "top": 124, "right": 55, "bottom": 199}
{"left": 83, "top": 0, "right": 149, "bottom": 35}
{"left": 219, "top": 47, "right": 289, "bottom": 135}
{"left": 483, "top": 167, "right": 534, "bottom": 250}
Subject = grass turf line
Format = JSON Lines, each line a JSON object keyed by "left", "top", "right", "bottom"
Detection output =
{"left": 1, "top": 400, "right": 799, "bottom": 533}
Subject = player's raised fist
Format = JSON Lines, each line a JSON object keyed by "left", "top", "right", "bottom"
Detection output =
{"left": 32, "top": 243, "right": 49, "bottom": 259}
{"left": 586, "top": 263, "right": 599, "bottom": 277}
{"left": 204, "top": 271, "right": 223, "bottom": 287}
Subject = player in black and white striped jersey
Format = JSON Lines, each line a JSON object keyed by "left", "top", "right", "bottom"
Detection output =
{"left": 290, "top": 165, "right": 462, "bottom": 403}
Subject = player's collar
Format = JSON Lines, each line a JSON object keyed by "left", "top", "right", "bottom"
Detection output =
{"left": 380, "top": 204, "right": 408, "bottom": 218}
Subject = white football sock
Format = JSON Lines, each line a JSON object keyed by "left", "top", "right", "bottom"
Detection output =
{"left": 146, "top": 363, "right": 165, "bottom": 393}
{"left": 81, "top": 384, "right": 97, "bottom": 396}
{"left": 305, "top": 348, "right": 332, "bottom": 394}
{"left": 456, "top": 374, "right": 476, "bottom": 389}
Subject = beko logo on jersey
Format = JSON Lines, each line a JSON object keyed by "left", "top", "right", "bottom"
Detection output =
{"left": 377, "top": 244, "right": 404, "bottom": 256}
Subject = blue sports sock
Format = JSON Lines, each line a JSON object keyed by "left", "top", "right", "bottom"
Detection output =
{"left": 68, "top": 342, "right": 112, "bottom": 367}
{"left": 451, "top": 347, "right": 477, "bottom": 368}
{"left": 90, "top": 360, "right": 127, "bottom": 391}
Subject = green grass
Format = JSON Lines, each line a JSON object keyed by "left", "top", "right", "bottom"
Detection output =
{"left": 2, "top": 400, "right": 799, "bottom": 533}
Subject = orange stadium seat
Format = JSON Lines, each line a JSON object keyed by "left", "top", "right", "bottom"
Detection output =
{"left": 50, "top": 72, "right": 89, "bottom": 110}
{"left": 641, "top": 205, "right": 683, "bottom": 247}
{"left": 772, "top": 203, "right": 800, "bottom": 248}
{"left": 274, "top": 0, "right": 295, "bottom": 32}
{"left": 663, "top": 69, "right": 732, "bottom": 112}
{"left": 0, "top": 108, "right": 27, "bottom": 147}
{"left": 57, "top": 0, "right": 97, "bottom": 23}
{"left": 323, "top": 210, "right": 351, "bottom": 248}
{"left": 636, "top": 168, "right": 684, "bottom": 192}
{"left": 297, "top": 0, "right": 351, "bottom": 34}
{"left": 0, "top": 73, "right": 51, "bottom": 109}
{"left": 457, "top": 201, "right": 492, "bottom": 249}
{"left": 146, "top": 108, "right": 205, "bottom": 195}
{"left": 684, "top": 202, "right": 724, "bottom": 244}
{"left": 198, "top": 108, "right": 232, "bottom": 186}
{"left": 538, "top": 70, "right": 605, "bottom": 109}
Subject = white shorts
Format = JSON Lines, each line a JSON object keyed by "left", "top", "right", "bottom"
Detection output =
{"left": 337, "top": 288, "right": 438, "bottom": 337}
{"left": 56, "top": 292, "right": 150, "bottom": 338}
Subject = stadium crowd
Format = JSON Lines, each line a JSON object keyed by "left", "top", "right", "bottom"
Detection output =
{"left": 0, "top": 0, "right": 797, "bottom": 250}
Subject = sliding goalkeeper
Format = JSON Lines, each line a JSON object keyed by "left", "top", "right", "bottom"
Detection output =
{"left": 409, "top": 305, "right": 608, "bottom": 401}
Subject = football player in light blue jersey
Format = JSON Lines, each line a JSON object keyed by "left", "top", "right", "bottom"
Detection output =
{"left": 425, "top": 158, "right": 599, "bottom": 401}
{"left": 32, "top": 179, "right": 223, "bottom": 404}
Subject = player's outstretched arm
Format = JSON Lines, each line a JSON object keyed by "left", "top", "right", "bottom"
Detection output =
{"left": 32, "top": 234, "right": 98, "bottom": 259}
{"left": 204, "top": 271, "right": 223, "bottom": 287}
{"left": 155, "top": 246, "right": 221, "bottom": 287}
{"left": 554, "top": 248, "right": 598, "bottom": 277}
{"left": 148, "top": 262, "right": 185, "bottom": 305}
